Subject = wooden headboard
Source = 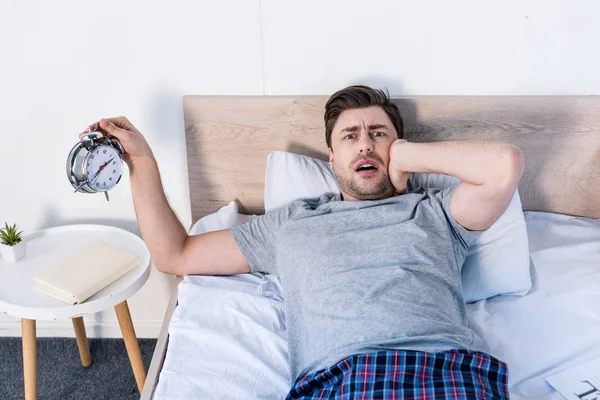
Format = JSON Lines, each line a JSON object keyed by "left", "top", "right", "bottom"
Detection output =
{"left": 183, "top": 96, "right": 600, "bottom": 222}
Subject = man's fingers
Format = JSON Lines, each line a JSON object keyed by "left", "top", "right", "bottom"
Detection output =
{"left": 78, "top": 116, "right": 136, "bottom": 138}
{"left": 77, "top": 117, "right": 148, "bottom": 157}
{"left": 98, "top": 118, "right": 131, "bottom": 140}
{"left": 78, "top": 119, "right": 130, "bottom": 142}
{"left": 103, "top": 116, "right": 133, "bottom": 131}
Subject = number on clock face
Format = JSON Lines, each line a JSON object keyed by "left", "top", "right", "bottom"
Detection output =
{"left": 86, "top": 145, "right": 122, "bottom": 191}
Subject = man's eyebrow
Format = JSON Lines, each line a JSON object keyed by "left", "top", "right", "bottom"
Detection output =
{"left": 340, "top": 125, "right": 360, "bottom": 134}
{"left": 368, "top": 124, "right": 389, "bottom": 130}
{"left": 339, "top": 124, "right": 390, "bottom": 134}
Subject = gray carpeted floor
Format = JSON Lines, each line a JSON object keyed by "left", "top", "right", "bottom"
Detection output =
{"left": 0, "top": 337, "right": 156, "bottom": 400}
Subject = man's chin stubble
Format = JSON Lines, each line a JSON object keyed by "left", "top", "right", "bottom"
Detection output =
{"left": 336, "top": 174, "right": 395, "bottom": 200}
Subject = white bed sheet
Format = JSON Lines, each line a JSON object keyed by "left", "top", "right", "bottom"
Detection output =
{"left": 153, "top": 273, "right": 289, "bottom": 400}
{"left": 154, "top": 211, "right": 600, "bottom": 399}
{"left": 467, "top": 211, "right": 600, "bottom": 399}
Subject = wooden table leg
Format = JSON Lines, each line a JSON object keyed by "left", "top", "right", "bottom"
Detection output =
{"left": 72, "top": 317, "right": 91, "bottom": 367}
{"left": 114, "top": 300, "right": 146, "bottom": 393}
{"left": 22, "top": 318, "right": 37, "bottom": 400}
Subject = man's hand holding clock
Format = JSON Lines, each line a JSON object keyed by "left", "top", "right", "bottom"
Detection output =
{"left": 80, "top": 117, "right": 154, "bottom": 168}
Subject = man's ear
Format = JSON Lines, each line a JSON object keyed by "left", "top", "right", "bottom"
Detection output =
{"left": 328, "top": 147, "right": 334, "bottom": 168}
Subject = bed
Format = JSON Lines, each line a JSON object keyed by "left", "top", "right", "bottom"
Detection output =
{"left": 141, "top": 95, "right": 600, "bottom": 400}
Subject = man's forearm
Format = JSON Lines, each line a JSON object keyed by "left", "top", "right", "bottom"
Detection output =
{"left": 129, "top": 156, "right": 188, "bottom": 273}
{"left": 392, "top": 140, "right": 524, "bottom": 188}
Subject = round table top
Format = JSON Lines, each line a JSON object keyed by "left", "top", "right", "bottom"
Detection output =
{"left": 0, "top": 224, "right": 151, "bottom": 321}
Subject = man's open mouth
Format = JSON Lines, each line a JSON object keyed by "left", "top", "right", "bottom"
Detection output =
{"left": 356, "top": 164, "right": 377, "bottom": 171}
{"left": 355, "top": 160, "right": 380, "bottom": 176}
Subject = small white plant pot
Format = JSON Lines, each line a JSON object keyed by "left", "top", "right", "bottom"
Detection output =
{"left": 0, "top": 241, "right": 27, "bottom": 262}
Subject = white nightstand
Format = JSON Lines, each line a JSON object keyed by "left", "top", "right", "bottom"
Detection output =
{"left": 0, "top": 224, "right": 152, "bottom": 400}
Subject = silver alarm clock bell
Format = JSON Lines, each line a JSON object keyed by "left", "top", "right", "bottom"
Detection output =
{"left": 66, "top": 123, "right": 125, "bottom": 201}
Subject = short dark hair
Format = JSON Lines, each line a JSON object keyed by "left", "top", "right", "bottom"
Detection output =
{"left": 324, "top": 85, "right": 404, "bottom": 149}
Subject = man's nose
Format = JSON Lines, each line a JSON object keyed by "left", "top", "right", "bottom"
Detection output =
{"left": 358, "top": 133, "right": 375, "bottom": 153}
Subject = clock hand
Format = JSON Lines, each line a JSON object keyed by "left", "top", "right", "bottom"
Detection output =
{"left": 74, "top": 168, "right": 101, "bottom": 193}
{"left": 90, "top": 158, "right": 115, "bottom": 184}
{"left": 89, "top": 168, "right": 102, "bottom": 184}
{"left": 75, "top": 158, "right": 113, "bottom": 193}
{"left": 75, "top": 157, "right": 117, "bottom": 194}
{"left": 99, "top": 158, "right": 114, "bottom": 173}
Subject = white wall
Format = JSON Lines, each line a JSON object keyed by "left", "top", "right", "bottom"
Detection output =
{"left": 1, "top": 0, "right": 598, "bottom": 338}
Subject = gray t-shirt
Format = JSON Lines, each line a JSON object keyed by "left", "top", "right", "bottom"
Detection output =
{"left": 230, "top": 185, "right": 483, "bottom": 383}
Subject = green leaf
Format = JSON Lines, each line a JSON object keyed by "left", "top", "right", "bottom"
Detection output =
{"left": 0, "top": 222, "right": 24, "bottom": 246}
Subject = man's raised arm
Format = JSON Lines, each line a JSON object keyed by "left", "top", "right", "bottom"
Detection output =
{"left": 390, "top": 139, "right": 525, "bottom": 231}
{"left": 81, "top": 117, "right": 250, "bottom": 276}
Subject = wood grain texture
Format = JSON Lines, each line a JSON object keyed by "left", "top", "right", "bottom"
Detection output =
{"left": 184, "top": 95, "right": 600, "bottom": 222}
{"left": 21, "top": 318, "right": 36, "bottom": 400}
{"left": 72, "top": 317, "right": 91, "bottom": 367}
{"left": 114, "top": 301, "right": 146, "bottom": 394}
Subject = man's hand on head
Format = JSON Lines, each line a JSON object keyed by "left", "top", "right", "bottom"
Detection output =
{"left": 389, "top": 139, "right": 412, "bottom": 194}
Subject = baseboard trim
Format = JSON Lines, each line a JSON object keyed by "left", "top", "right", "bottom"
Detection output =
{"left": 0, "top": 319, "right": 162, "bottom": 339}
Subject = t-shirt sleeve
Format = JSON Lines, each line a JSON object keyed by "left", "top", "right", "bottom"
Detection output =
{"left": 229, "top": 206, "right": 289, "bottom": 275}
{"left": 432, "top": 185, "right": 484, "bottom": 251}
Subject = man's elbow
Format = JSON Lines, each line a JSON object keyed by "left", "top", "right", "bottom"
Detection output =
{"left": 507, "top": 145, "right": 525, "bottom": 175}
{"left": 152, "top": 237, "right": 191, "bottom": 276}
{"left": 496, "top": 145, "right": 525, "bottom": 190}
{"left": 154, "top": 261, "right": 179, "bottom": 276}
{"left": 153, "top": 254, "right": 186, "bottom": 276}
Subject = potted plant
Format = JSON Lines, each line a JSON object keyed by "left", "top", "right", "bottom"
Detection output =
{"left": 0, "top": 222, "right": 26, "bottom": 262}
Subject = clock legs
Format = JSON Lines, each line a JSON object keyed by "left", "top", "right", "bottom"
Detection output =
{"left": 72, "top": 317, "right": 91, "bottom": 367}
{"left": 21, "top": 318, "right": 36, "bottom": 400}
{"left": 114, "top": 300, "right": 146, "bottom": 393}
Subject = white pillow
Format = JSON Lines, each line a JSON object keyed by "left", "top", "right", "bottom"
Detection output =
{"left": 264, "top": 151, "right": 340, "bottom": 211}
{"left": 189, "top": 200, "right": 255, "bottom": 235}
{"left": 264, "top": 151, "right": 532, "bottom": 303}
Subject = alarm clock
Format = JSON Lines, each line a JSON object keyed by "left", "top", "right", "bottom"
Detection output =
{"left": 66, "top": 124, "right": 125, "bottom": 201}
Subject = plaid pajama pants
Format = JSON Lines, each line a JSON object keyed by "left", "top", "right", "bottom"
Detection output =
{"left": 286, "top": 349, "right": 509, "bottom": 399}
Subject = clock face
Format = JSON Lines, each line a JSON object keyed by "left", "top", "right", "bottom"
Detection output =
{"left": 85, "top": 145, "right": 123, "bottom": 191}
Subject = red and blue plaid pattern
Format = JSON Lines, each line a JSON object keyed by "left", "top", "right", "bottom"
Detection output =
{"left": 286, "top": 349, "right": 509, "bottom": 399}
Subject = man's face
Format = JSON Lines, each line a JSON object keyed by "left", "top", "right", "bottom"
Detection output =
{"left": 329, "top": 106, "right": 398, "bottom": 201}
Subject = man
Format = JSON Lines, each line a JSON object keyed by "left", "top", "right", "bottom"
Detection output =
{"left": 84, "top": 85, "right": 524, "bottom": 399}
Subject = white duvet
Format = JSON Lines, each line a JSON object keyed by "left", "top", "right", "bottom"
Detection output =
{"left": 153, "top": 273, "right": 289, "bottom": 399}
{"left": 468, "top": 211, "right": 600, "bottom": 399}
{"left": 154, "top": 211, "right": 600, "bottom": 400}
